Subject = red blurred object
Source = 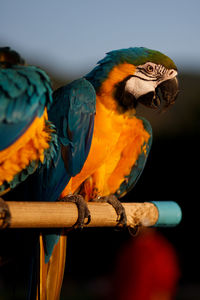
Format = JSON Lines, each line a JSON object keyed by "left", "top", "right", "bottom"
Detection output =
{"left": 113, "top": 229, "right": 180, "bottom": 300}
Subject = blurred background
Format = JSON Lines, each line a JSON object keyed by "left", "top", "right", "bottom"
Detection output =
{"left": 0, "top": 0, "right": 200, "bottom": 299}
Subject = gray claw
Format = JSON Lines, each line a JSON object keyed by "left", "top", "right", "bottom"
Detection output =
{"left": 92, "top": 195, "right": 127, "bottom": 227}
{"left": 60, "top": 195, "right": 91, "bottom": 228}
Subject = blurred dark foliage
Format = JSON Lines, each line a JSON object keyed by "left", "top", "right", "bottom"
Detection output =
{"left": 0, "top": 71, "right": 199, "bottom": 299}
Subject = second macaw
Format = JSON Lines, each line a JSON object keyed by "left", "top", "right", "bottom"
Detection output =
{"left": 0, "top": 47, "right": 55, "bottom": 227}
{"left": 2, "top": 47, "right": 179, "bottom": 299}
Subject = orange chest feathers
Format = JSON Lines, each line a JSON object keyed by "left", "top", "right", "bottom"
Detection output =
{"left": 60, "top": 99, "right": 150, "bottom": 200}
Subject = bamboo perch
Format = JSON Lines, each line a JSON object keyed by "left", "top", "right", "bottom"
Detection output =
{"left": 1, "top": 201, "right": 182, "bottom": 228}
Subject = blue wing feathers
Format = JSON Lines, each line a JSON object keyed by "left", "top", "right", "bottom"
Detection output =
{"left": 0, "top": 65, "right": 53, "bottom": 123}
{"left": 49, "top": 78, "right": 96, "bottom": 176}
{"left": 36, "top": 78, "right": 96, "bottom": 260}
{"left": 0, "top": 65, "right": 53, "bottom": 150}
{"left": 26, "top": 77, "right": 96, "bottom": 205}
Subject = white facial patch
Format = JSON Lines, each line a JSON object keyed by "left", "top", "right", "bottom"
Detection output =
{"left": 125, "top": 76, "right": 157, "bottom": 99}
{"left": 125, "top": 63, "right": 178, "bottom": 99}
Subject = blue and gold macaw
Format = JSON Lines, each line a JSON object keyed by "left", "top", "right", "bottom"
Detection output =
{"left": 0, "top": 47, "right": 179, "bottom": 300}
{"left": 31, "top": 47, "right": 178, "bottom": 300}
{"left": 0, "top": 47, "right": 56, "bottom": 227}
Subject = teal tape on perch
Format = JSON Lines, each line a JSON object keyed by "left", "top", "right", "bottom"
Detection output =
{"left": 151, "top": 201, "right": 182, "bottom": 227}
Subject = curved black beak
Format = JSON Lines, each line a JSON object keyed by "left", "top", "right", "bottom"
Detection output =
{"left": 137, "top": 76, "right": 179, "bottom": 110}
{"left": 157, "top": 76, "right": 179, "bottom": 109}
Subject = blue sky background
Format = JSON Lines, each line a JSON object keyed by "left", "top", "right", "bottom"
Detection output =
{"left": 1, "top": 0, "right": 200, "bottom": 77}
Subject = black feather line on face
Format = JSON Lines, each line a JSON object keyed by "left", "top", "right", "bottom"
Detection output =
{"left": 114, "top": 76, "right": 138, "bottom": 112}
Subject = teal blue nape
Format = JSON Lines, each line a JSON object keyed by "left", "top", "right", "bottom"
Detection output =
{"left": 85, "top": 47, "right": 177, "bottom": 91}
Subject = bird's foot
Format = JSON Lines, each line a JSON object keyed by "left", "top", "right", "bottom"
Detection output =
{"left": 60, "top": 195, "right": 91, "bottom": 229}
{"left": 92, "top": 195, "right": 127, "bottom": 227}
{"left": 0, "top": 198, "right": 11, "bottom": 229}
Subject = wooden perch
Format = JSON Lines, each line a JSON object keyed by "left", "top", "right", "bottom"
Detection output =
{"left": 2, "top": 201, "right": 162, "bottom": 228}
{"left": 1, "top": 200, "right": 182, "bottom": 228}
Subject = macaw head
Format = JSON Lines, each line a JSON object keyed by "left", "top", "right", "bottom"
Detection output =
{"left": 86, "top": 47, "right": 179, "bottom": 112}
{"left": 0, "top": 47, "right": 25, "bottom": 68}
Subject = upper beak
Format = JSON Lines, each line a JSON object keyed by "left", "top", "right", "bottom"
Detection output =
{"left": 138, "top": 76, "right": 179, "bottom": 110}
{"left": 157, "top": 76, "right": 179, "bottom": 109}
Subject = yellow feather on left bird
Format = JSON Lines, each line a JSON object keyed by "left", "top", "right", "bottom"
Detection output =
{"left": 0, "top": 109, "right": 50, "bottom": 189}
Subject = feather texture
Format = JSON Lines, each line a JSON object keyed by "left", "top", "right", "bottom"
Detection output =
{"left": 0, "top": 65, "right": 52, "bottom": 124}
{"left": 0, "top": 64, "right": 54, "bottom": 194}
{"left": 18, "top": 78, "right": 96, "bottom": 261}
{"left": 85, "top": 47, "right": 177, "bottom": 91}
{"left": 50, "top": 78, "right": 96, "bottom": 176}
{"left": 21, "top": 77, "right": 96, "bottom": 299}
{"left": 115, "top": 117, "right": 153, "bottom": 198}
{"left": 36, "top": 235, "right": 67, "bottom": 300}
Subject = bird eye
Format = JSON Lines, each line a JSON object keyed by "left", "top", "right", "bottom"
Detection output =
{"left": 146, "top": 64, "right": 154, "bottom": 73}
